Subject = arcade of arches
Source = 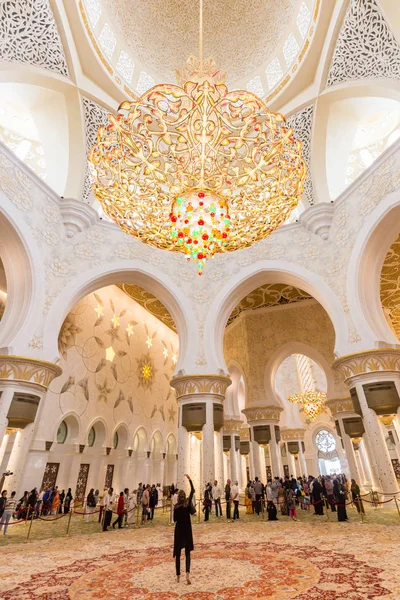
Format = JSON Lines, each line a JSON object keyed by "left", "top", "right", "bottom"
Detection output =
{"left": 1, "top": 0, "right": 400, "bottom": 598}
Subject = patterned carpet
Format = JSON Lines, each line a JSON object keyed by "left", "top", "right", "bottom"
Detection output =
{"left": 1, "top": 520, "right": 399, "bottom": 599}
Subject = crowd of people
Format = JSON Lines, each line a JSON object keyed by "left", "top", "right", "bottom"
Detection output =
{"left": 198, "top": 473, "right": 363, "bottom": 523}
{"left": 0, "top": 472, "right": 366, "bottom": 536}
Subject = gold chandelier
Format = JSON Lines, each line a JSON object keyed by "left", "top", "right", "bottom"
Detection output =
{"left": 287, "top": 390, "right": 327, "bottom": 421}
{"left": 88, "top": 1, "right": 307, "bottom": 274}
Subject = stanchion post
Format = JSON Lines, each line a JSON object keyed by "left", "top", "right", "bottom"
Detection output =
{"left": 325, "top": 501, "right": 330, "bottom": 522}
{"left": 359, "top": 498, "right": 364, "bottom": 523}
{"left": 25, "top": 513, "right": 34, "bottom": 543}
{"left": 168, "top": 502, "right": 173, "bottom": 526}
{"left": 394, "top": 496, "right": 400, "bottom": 520}
{"left": 197, "top": 501, "right": 200, "bottom": 524}
{"left": 261, "top": 499, "right": 265, "bottom": 521}
{"left": 25, "top": 506, "right": 30, "bottom": 525}
{"left": 66, "top": 509, "right": 73, "bottom": 536}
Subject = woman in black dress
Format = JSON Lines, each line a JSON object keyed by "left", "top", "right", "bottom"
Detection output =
{"left": 334, "top": 479, "right": 348, "bottom": 522}
{"left": 173, "top": 474, "right": 195, "bottom": 584}
{"left": 311, "top": 478, "right": 324, "bottom": 515}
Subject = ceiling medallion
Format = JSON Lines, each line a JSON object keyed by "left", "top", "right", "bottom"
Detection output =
{"left": 288, "top": 390, "right": 327, "bottom": 421}
{"left": 88, "top": 1, "right": 307, "bottom": 274}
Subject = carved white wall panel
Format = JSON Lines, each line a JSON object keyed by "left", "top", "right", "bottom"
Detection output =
{"left": 327, "top": 0, "right": 400, "bottom": 87}
{"left": 287, "top": 104, "right": 314, "bottom": 205}
{"left": 82, "top": 97, "right": 110, "bottom": 204}
{"left": 0, "top": 0, "right": 68, "bottom": 77}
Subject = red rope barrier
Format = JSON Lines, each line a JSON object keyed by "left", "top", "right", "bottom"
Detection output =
{"left": 0, "top": 518, "right": 27, "bottom": 526}
{"left": 361, "top": 497, "right": 394, "bottom": 505}
{"left": 38, "top": 513, "right": 69, "bottom": 522}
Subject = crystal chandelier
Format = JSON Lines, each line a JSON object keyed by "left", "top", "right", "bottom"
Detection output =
{"left": 88, "top": 1, "right": 307, "bottom": 274}
{"left": 288, "top": 390, "right": 327, "bottom": 421}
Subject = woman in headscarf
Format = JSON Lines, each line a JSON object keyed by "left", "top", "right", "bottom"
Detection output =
{"left": 311, "top": 477, "right": 324, "bottom": 515}
{"left": 334, "top": 479, "right": 349, "bottom": 522}
{"left": 173, "top": 474, "right": 195, "bottom": 585}
{"left": 350, "top": 479, "right": 365, "bottom": 514}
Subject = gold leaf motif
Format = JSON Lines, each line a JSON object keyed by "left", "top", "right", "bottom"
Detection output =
{"left": 61, "top": 376, "right": 75, "bottom": 394}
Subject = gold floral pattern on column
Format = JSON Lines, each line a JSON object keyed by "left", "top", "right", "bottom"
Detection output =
{"left": 170, "top": 374, "right": 231, "bottom": 400}
{"left": 242, "top": 406, "right": 283, "bottom": 422}
{"left": 280, "top": 428, "right": 306, "bottom": 441}
{"left": 325, "top": 397, "right": 354, "bottom": 415}
{"left": 0, "top": 356, "right": 62, "bottom": 389}
{"left": 332, "top": 348, "right": 400, "bottom": 382}
{"left": 223, "top": 419, "right": 243, "bottom": 432}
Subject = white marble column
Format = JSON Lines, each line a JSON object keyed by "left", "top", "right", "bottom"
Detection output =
{"left": 299, "top": 443, "right": 308, "bottom": 477}
{"left": 171, "top": 375, "right": 231, "bottom": 491}
{"left": 5, "top": 423, "right": 35, "bottom": 494}
{"left": 229, "top": 438, "right": 238, "bottom": 483}
{"left": 241, "top": 454, "right": 247, "bottom": 487}
{"left": 0, "top": 432, "right": 9, "bottom": 470}
{"left": 202, "top": 400, "right": 215, "bottom": 484}
{"left": 251, "top": 439, "right": 262, "bottom": 479}
{"left": 354, "top": 445, "right": 367, "bottom": 487}
{"left": 332, "top": 353, "right": 400, "bottom": 494}
{"left": 0, "top": 387, "right": 14, "bottom": 443}
{"left": 355, "top": 381, "right": 399, "bottom": 492}
{"left": 288, "top": 452, "right": 297, "bottom": 477}
{"left": 215, "top": 431, "right": 224, "bottom": 485}
{"left": 359, "top": 436, "right": 375, "bottom": 486}
{"left": 337, "top": 417, "right": 362, "bottom": 482}
{"left": 176, "top": 404, "right": 190, "bottom": 490}
{"left": 259, "top": 446, "right": 267, "bottom": 482}
{"left": 268, "top": 425, "right": 280, "bottom": 478}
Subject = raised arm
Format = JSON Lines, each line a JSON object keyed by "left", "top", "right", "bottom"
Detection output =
{"left": 186, "top": 474, "right": 195, "bottom": 504}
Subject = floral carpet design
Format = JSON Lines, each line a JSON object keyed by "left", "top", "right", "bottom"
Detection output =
{"left": 0, "top": 521, "right": 399, "bottom": 599}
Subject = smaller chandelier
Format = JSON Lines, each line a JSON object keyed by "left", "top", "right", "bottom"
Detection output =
{"left": 288, "top": 390, "right": 327, "bottom": 421}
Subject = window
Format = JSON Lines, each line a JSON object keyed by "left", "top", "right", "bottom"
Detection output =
{"left": 88, "top": 426, "right": 96, "bottom": 447}
{"left": 315, "top": 429, "right": 336, "bottom": 453}
{"left": 57, "top": 420, "right": 68, "bottom": 444}
{"left": 113, "top": 431, "right": 119, "bottom": 449}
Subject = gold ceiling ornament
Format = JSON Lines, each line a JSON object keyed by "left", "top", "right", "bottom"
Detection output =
{"left": 288, "top": 390, "right": 327, "bottom": 421}
{"left": 88, "top": 1, "right": 307, "bottom": 275}
{"left": 380, "top": 233, "right": 400, "bottom": 340}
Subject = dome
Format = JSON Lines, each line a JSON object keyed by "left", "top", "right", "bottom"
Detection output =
{"left": 82, "top": 0, "right": 316, "bottom": 97}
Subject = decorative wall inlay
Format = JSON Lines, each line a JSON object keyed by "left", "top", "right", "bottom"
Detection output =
{"left": 0, "top": 356, "right": 62, "bottom": 389}
{"left": 332, "top": 349, "right": 400, "bottom": 381}
{"left": 325, "top": 397, "right": 354, "bottom": 415}
{"left": 227, "top": 283, "right": 312, "bottom": 326}
{"left": 286, "top": 104, "right": 314, "bottom": 206}
{"left": 170, "top": 374, "right": 231, "bottom": 400}
{"left": 242, "top": 406, "right": 283, "bottom": 422}
{"left": 41, "top": 462, "right": 59, "bottom": 490}
{"left": 118, "top": 284, "right": 175, "bottom": 332}
{"left": 380, "top": 233, "right": 400, "bottom": 341}
{"left": 280, "top": 428, "right": 306, "bottom": 440}
{"left": 0, "top": 0, "right": 69, "bottom": 77}
{"left": 82, "top": 97, "right": 110, "bottom": 204}
{"left": 327, "top": 0, "right": 400, "bottom": 87}
{"left": 75, "top": 463, "right": 90, "bottom": 503}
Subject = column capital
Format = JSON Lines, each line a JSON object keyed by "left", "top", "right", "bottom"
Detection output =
{"left": 242, "top": 406, "right": 283, "bottom": 423}
{"left": 332, "top": 348, "right": 400, "bottom": 384}
{"left": 0, "top": 355, "right": 62, "bottom": 390}
{"left": 325, "top": 397, "right": 355, "bottom": 415}
{"left": 170, "top": 373, "right": 231, "bottom": 400}
{"left": 280, "top": 428, "right": 306, "bottom": 441}
{"left": 223, "top": 419, "right": 242, "bottom": 433}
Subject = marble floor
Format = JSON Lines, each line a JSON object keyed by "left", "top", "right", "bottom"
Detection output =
{"left": 0, "top": 517, "right": 399, "bottom": 600}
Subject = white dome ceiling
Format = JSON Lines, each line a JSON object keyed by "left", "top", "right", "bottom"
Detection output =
{"left": 103, "top": 0, "right": 302, "bottom": 85}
